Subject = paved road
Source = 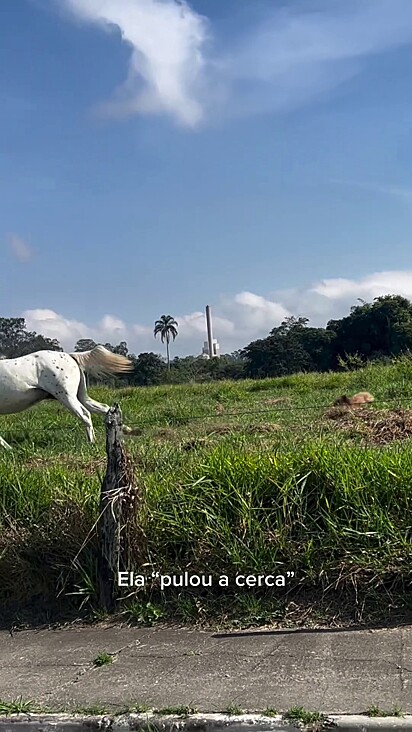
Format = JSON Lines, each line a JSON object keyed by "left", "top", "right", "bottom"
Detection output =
{"left": 0, "top": 624, "right": 411, "bottom": 714}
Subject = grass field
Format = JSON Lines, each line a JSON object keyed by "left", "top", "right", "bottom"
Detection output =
{"left": 1, "top": 356, "right": 412, "bottom": 629}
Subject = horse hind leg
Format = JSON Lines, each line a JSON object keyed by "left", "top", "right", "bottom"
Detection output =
{"left": 80, "top": 397, "right": 136, "bottom": 435}
{"left": 0, "top": 435, "right": 12, "bottom": 451}
{"left": 77, "top": 371, "right": 135, "bottom": 434}
{"left": 77, "top": 371, "right": 110, "bottom": 416}
{"left": 36, "top": 365, "right": 95, "bottom": 443}
{"left": 54, "top": 391, "right": 96, "bottom": 443}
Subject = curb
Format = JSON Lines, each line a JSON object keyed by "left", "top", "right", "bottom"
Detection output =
{"left": 0, "top": 714, "right": 412, "bottom": 732}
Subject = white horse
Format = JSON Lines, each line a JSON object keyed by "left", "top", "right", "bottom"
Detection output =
{"left": 0, "top": 345, "right": 134, "bottom": 450}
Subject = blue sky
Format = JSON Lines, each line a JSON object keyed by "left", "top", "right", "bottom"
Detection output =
{"left": 2, "top": 0, "right": 412, "bottom": 357}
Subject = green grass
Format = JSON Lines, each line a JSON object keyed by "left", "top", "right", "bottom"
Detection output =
{"left": 0, "top": 698, "right": 37, "bottom": 715}
{"left": 224, "top": 704, "right": 243, "bottom": 716}
{"left": 283, "top": 706, "right": 324, "bottom": 725}
{"left": 2, "top": 356, "right": 412, "bottom": 626}
{"left": 125, "top": 601, "right": 165, "bottom": 625}
{"left": 72, "top": 705, "right": 109, "bottom": 716}
{"left": 153, "top": 706, "right": 197, "bottom": 716}
{"left": 366, "top": 705, "right": 404, "bottom": 717}
{"left": 93, "top": 651, "right": 114, "bottom": 667}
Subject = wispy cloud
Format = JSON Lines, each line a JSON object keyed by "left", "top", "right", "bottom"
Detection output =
{"left": 331, "top": 178, "right": 412, "bottom": 202}
{"left": 56, "top": 0, "right": 412, "bottom": 127}
{"left": 59, "top": 0, "right": 210, "bottom": 128}
{"left": 23, "top": 269, "right": 412, "bottom": 355}
{"left": 7, "top": 233, "right": 33, "bottom": 263}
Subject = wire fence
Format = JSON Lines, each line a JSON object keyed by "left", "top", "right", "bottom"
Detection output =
{"left": 1, "top": 392, "right": 412, "bottom": 435}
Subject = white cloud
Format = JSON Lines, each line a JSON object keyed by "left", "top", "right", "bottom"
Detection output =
{"left": 22, "top": 308, "right": 90, "bottom": 344}
{"left": 312, "top": 271, "right": 412, "bottom": 301}
{"left": 22, "top": 308, "right": 128, "bottom": 348}
{"left": 21, "top": 270, "right": 412, "bottom": 355}
{"left": 7, "top": 233, "right": 33, "bottom": 263}
{"left": 60, "top": 0, "right": 209, "bottom": 127}
{"left": 272, "top": 272, "right": 412, "bottom": 330}
{"left": 175, "top": 311, "right": 235, "bottom": 338}
{"left": 230, "top": 292, "right": 290, "bottom": 333}
{"left": 99, "top": 314, "right": 127, "bottom": 334}
{"left": 56, "top": 0, "right": 412, "bottom": 127}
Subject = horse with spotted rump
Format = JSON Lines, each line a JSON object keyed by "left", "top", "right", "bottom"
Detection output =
{"left": 0, "top": 345, "right": 134, "bottom": 450}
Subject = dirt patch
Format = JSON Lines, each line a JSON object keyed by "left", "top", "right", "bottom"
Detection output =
{"left": 323, "top": 405, "right": 412, "bottom": 445}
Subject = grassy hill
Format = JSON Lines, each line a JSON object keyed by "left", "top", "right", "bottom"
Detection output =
{"left": 1, "top": 356, "right": 412, "bottom": 628}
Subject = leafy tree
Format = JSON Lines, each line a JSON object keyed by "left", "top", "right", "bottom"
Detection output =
{"left": 0, "top": 318, "right": 27, "bottom": 355}
{"left": 132, "top": 352, "right": 167, "bottom": 386}
{"left": 242, "top": 317, "right": 334, "bottom": 378}
{"left": 0, "top": 317, "right": 62, "bottom": 358}
{"left": 228, "top": 350, "right": 244, "bottom": 361}
{"left": 169, "top": 355, "right": 208, "bottom": 382}
{"left": 327, "top": 295, "right": 412, "bottom": 363}
{"left": 272, "top": 315, "right": 310, "bottom": 336}
{"left": 74, "top": 338, "right": 97, "bottom": 352}
{"left": 17, "top": 334, "right": 62, "bottom": 356}
{"left": 154, "top": 315, "right": 178, "bottom": 369}
{"left": 113, "top": 341, "right": 129, "bottom": 356}
{"left": 161, "top": 353, "right": 246, "bottom": 384}
{"left": 101, "top": 341, "right": 129, "bottom": 356}
{"left": 242, "top": 333, "right": 310, "bottom": 378}
{"left": 295, "top": 326, "right": 335, "bottom": 371}
{"left": 203, "top": 354, "right": 246, "bottom": 381}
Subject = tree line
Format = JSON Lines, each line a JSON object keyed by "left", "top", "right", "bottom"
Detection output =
{"left": 1, "top": 294, "right": 412, "bottom": 385}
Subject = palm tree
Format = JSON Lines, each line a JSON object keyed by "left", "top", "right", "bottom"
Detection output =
{"left": 154, "top": 315, "right": 178, "bottom": 369}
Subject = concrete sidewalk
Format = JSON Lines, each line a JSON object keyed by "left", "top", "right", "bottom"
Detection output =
{"left": 0, "top": 624, "right": 411, "bottom": 714}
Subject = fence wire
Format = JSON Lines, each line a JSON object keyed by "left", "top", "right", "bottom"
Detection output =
{"left": 1, "top": 392, "right": 412, "bottom": 435}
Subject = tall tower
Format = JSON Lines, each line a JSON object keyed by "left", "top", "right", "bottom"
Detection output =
{"left": 205, "top": 305, "right": 214, "bottom": 359}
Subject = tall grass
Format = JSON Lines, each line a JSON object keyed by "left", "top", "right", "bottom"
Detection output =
{"left": 1, "top": 357, "right": 412, "bottom": 626}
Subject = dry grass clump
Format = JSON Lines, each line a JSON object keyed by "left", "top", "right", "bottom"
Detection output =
{"left": 324, "top": 405, "right": 412, "bottom": 445}
{"left": 333, "top": 391, "right": 374, "bottom": 407}
{"left": 0, "top": 501, "right": 96, "bottom": 617}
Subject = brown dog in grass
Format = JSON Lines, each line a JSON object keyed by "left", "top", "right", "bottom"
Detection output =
{"left": 333, "top": 391, "right": 374, "bottom": 407}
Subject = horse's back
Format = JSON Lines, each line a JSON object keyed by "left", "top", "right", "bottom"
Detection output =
{"left": 1, "top": 350, "right": 78, "bottom": 371}
{"left": 0, "top": 350, "right": 80, "bottom": 412}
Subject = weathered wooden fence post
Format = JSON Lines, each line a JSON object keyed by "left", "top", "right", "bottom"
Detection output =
{"left": 97, "top": 403, "right": 132, "bottom": 612}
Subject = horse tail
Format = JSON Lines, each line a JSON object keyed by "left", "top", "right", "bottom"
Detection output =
{"left": 69, "top": 345, "right": 134, "bottom": 378}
